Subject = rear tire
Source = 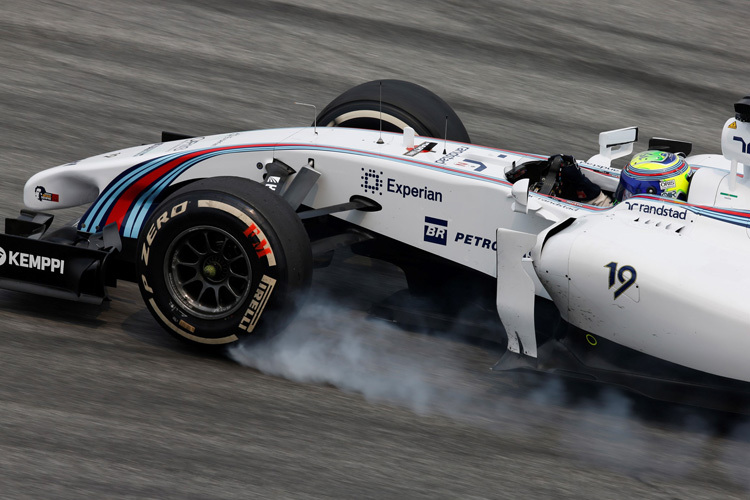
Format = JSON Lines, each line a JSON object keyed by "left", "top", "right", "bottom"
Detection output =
{"left": 136, "top": 177, "right": 312, "bottom": 350}
{"left": 316, "top": 80, "right": 471, "bottom": 142}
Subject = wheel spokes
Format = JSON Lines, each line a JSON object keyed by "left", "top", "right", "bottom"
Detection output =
{"left": 166, "top": 226, "right": 253, "bottom": 319}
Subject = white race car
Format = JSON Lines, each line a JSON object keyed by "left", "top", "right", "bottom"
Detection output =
{"left": 6, "top": 80, "right": 750, "bottom": 411}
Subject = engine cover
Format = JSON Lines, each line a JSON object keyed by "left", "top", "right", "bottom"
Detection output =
{"left": 533, "top": 200, "right": 750, "bottom": 382}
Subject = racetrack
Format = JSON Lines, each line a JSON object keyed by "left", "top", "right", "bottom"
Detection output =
{"left": 2, "top": 1, "right": 750, "bottom": 498}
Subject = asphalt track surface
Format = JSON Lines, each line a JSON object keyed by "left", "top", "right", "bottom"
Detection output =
{"left": 2, "top": 1, "right": 750, "bottom": 498}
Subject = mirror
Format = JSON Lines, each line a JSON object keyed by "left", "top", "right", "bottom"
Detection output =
{"left": 511, "top": 178, "right": 530, "bottom": 213}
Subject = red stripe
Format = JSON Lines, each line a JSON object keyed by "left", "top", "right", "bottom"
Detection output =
{"left": 103, "top": 144, "right": 277, "bottom": 230}
{"left": 100, "top": 140, "right": 609, "bottom": 231}
{"left": 630, "top": 168, "right": 684, "bottom": 177}
{"left": 105, "top": 149, "right": 208, "bottom": 229}
{"left": 699, "top": 206, "right": 750, "bottom": 217}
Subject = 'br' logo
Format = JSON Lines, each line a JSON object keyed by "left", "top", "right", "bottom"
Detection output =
{"left": 424, "top": 216, "right": 448, "bottom": 245}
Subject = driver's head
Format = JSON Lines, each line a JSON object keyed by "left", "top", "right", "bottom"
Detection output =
{"left": 615, "top": 150, "right": 691, "bottom": 202}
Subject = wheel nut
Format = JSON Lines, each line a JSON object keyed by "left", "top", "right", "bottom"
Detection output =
{"left": 203, "top": 264, "right": 217, "bottom": 278}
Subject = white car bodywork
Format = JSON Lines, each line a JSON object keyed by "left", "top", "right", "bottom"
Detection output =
{"left": 22, "top": 113, "right": 750, "bottom": 384}
{"left": 499, "top": 116, "right": 750, "bottom": 384}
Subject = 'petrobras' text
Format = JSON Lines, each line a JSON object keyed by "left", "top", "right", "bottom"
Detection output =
{"left": 455, "top": 232, "right": 496, "bottom": 250}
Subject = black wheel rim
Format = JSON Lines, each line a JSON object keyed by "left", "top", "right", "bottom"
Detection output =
{"left": 165, "top": 226, "right": 252, "bottom": 319}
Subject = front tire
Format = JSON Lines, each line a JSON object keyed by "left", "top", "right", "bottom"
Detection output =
{"left": 136, "top": 177, "right": 312, "bottom": 349}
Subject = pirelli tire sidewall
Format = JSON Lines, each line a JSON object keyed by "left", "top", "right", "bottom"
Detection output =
{"left": 136, "top": 178, "right": 312, "bottom": 348}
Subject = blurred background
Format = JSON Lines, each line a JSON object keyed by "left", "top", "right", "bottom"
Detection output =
{"left": 2, "top": 1, "right": 750, "bottom": 498}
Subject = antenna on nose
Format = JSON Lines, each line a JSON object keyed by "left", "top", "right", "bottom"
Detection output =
{"left": 377, "top": 81, "right": 384, "bottom": 144}
{"left": 295, "top": 102, "right": 318, "bottom": 135}
{"left": 443, "top": 115, "right": 448, "bottom": 154}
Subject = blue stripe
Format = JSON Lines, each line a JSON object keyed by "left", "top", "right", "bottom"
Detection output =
{"left": 691, "top": 206, "right": 750, "bottom": 227}
{"left": 124, "top": 150, "right": 237, "bottom": 237}
{"left": 123, "top": 154, "right": 218, "bottom": 237}
{"left": 635, "top": 195, "right": 750, "bottom": 228}
{"left": 80, "top": 152, "right": 185, "bottom": 230}
{"left": 84, "top": 146, "right": 267, "bottom": 234}
{"left": 122, "top": 160, "right": 197, "bottom": 238}
{"left": 83, "top": 143, "right": 609, "bottom": 237}
{"left": 122, "top": 147, "right": 279, "bottom": 237}
{"left": 81, "top": 155, "right": 168, "bottom": 228}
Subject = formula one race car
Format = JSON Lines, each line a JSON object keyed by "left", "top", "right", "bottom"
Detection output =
{"left": 5, "top": 80, "right": 750, "bottom": 412}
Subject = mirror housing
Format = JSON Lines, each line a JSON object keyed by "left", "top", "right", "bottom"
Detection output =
{"left": 587, "top": 126, "right": 638, "bottom": 167}
{"left": 511, "top": 178, "right": 530, "bottom": 213}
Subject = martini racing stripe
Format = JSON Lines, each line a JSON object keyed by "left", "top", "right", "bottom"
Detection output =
{"left": 635, "top": 194, "right": 750, "bottom": 227}
{"left": 123, "top": 156, "right": 199, "bottom": 238}
{"left": 106, "top": 146, "right": 274, "bottom": 233}
{"left": 79, "top": 144, "right": 278, "bottom": 235}
{"left": 80, "top": 149, "right": 206, "bottom": 231}
{"left": 80, "top": 142, "right": 609, "bottom": 239}
{"left": 123, "top": 149, "right": 273, "bottom": 238}
{"left": 80, "top": 152, "right": 183, "bottom": 230}
{"left": 105, "top": 150, "right": 209, "bottom": 229}
{"left": 689, "top": 204, "right": 750, "bottom": 227}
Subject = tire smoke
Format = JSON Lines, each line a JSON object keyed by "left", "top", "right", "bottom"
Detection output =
{"left": 230, "top": 297, "right": 455, "bottom": 415}
{"left": 230, "top": 278, "right": 750, "bottom": 493}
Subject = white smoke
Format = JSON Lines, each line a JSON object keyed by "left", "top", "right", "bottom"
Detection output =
{"left": 229, "top": 289, "right": 611, "bottom": 428}
{"left": 229, "top": 283, "right": 750, "bottom": 493}
{"left": 230, "top": 296, "right": 464, "bottom": 415}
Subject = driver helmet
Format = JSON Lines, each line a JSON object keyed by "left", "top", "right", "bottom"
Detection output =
{"left": 614, "top": 150, "right": 691, "bottom": 202}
